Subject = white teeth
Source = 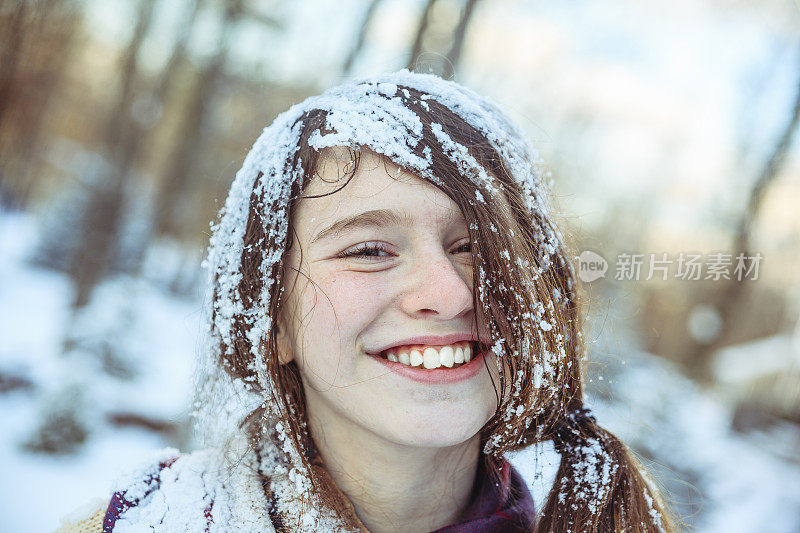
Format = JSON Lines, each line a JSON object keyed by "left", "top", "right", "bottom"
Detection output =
{"left": 439, "top": 346, "right": 454, "bottom": 368}
{"left": 423, "top": 347, "right": 440, "bottom": 369}
{"left": 380, "top": 342, "right": 477, "bottom": 369}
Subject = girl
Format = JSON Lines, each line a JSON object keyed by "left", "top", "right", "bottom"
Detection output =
{"left": 60, "top": 71, "right": 676, "bottom": 532}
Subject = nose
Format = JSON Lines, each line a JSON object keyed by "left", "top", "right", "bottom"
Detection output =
{"left": 399, "top": 245, "right": 473, "bottom": 320}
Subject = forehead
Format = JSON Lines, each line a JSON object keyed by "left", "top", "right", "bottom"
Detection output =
{"left": 295, "top": 148, "right": 464, "bottom": 232}
{"left": 305, "top": 147, "right": 433, "bottom": 198}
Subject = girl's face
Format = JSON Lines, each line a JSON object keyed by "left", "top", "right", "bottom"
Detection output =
{"left": 277, "top": 149, "right": 500, "bottom": 450}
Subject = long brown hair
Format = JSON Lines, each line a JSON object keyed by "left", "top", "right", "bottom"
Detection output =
{"left": 203, "top": 73, "right": 678, "bottom": 532}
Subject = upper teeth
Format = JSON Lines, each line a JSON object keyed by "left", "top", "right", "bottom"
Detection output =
{"left": 382, "top": 341, "right": 474, "bottom": 369}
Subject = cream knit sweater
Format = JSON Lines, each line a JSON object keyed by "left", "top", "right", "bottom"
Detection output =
{"left": 54, "top": 503, "right": 107, "bottom": 533}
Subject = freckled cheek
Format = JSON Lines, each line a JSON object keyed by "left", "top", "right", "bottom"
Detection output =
{"left": 316, "top": 272, "right": 391, "bottom": 328}
{"left": 295, "top": 271, "right": 391, "bottom": 384}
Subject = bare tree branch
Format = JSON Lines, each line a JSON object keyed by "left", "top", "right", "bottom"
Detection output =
{"left": 442, "top": 0, "right": 478, "bottom": 79}
{"left": 342, "top": 0, "right": 383, "bottom": 75}
{"left": 407, "top": 0, "right": 438, "bottom": 72}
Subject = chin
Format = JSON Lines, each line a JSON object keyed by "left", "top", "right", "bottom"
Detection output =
{"left": 384, "top": 412, "right": 489, "bottom": 449}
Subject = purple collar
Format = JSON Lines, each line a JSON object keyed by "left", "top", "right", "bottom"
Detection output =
{"left": 431, "top": 458, "right": 536, "bottom": 533}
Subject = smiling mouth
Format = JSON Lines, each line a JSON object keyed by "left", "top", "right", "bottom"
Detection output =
{"left": 375, "top": 341, "right": 487, "bottom": 370}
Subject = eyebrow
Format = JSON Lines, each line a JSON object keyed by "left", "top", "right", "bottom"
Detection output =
{"left": 311, "top": 209, "right": 419, "bottom": 244}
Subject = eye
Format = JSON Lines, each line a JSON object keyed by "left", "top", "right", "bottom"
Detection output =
{"left": 451, "top": 241, "right": 472, "bottom": 254}
{"left": 336, "top": 242, "right": 394, "bottom": 260}
{"left": 335, "top": 241, "right": 471, "bottom": 261}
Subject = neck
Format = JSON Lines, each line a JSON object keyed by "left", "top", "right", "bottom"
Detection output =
{"left": 307, "top": 411, "right": 480, "bottom": 533}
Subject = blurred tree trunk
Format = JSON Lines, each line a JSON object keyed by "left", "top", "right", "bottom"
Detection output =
{"left": 341, "top": 0, "right": 382, "bottom": 75}
{"left": 10, "top": 1, "right": 80, "bottom": 193}
{"left": 0, "top": 0, "right": 80, "bottom": 207}
{"left": 152, "top": 0, "right": 242, "bottom": 239}
{"left": 152, "top": 0, "right": 203, "bottom": 102}
{"left": 407, "top": 0, "right": 438, "bottom": 71}
{"left": 0, "top": 1, "right": 27, "bottom": 132}
{"left": 441, "top": 0, "right": 478, "bottom": 79}
{"left": 688, "top": 65, "right": 800, "bottom": 383}
{"left": 69, "top": 0, "right": 157, "bottom": 309}
{"left": 407, "top": 0, "right": 477, "bottom": 79}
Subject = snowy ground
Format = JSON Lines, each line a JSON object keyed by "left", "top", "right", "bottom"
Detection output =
{"left": 0, "top": 211, "right": 198, "bottom": 532}
{"left": 1, "top": 211, "right": 799, "bottom": 532}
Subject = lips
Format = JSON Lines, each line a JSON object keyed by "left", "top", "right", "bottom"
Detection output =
{"left": 370, "top": 342, "right": 488, "bottom": 384}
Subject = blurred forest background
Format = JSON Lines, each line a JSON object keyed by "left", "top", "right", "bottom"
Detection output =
{"left": 1, "top": 0, "right": 799, "bottom": 531}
